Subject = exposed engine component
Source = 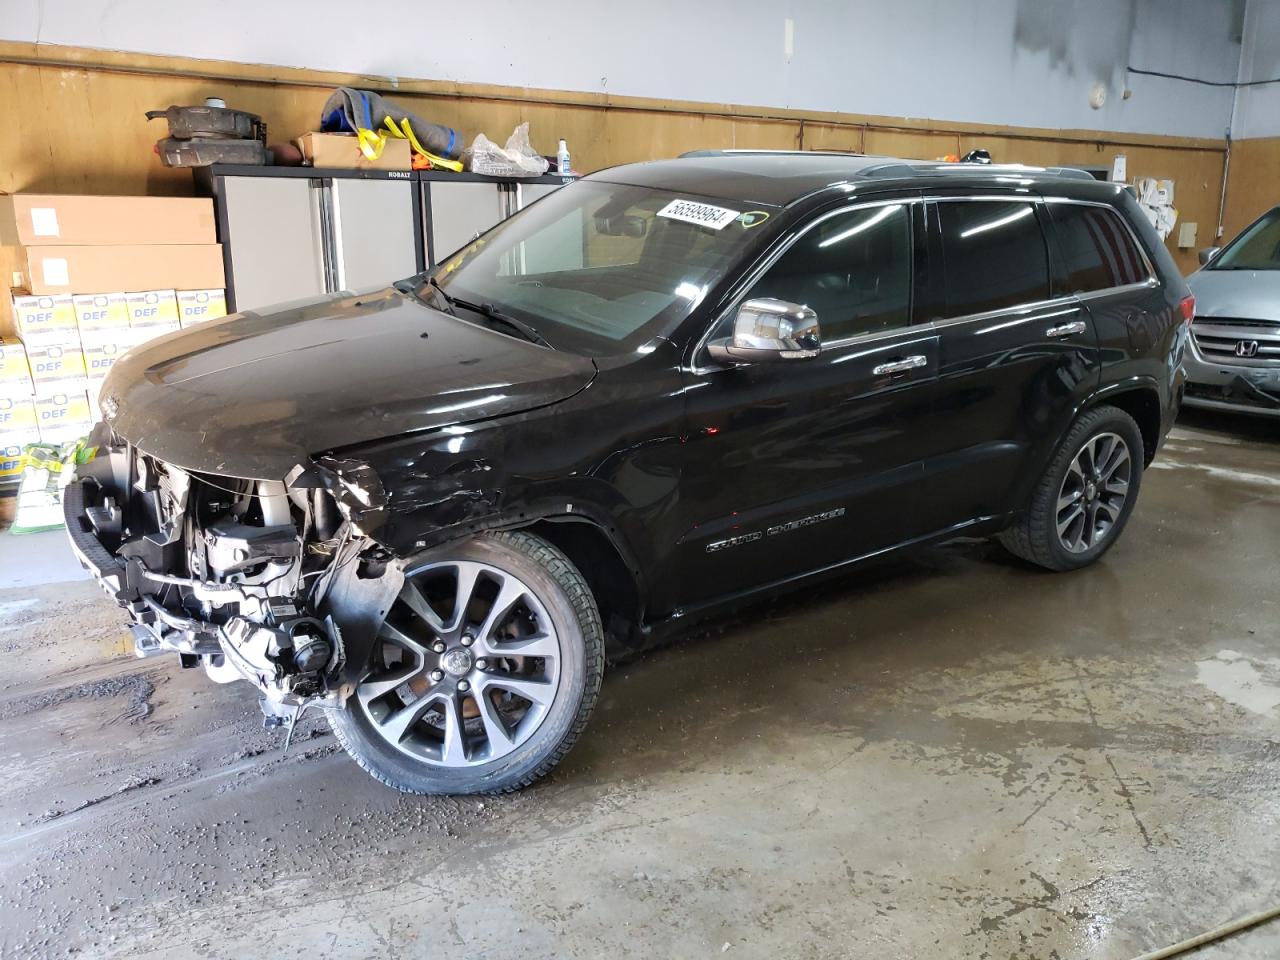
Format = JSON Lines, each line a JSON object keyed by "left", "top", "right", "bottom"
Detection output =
{"left": 73, "top": 440, "right": 387, "bottom": 717}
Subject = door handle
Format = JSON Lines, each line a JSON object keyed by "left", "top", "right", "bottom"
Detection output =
{"left": 872, "top": 354, "right": 928, "bottom": 376}
{"left": 1046, "top": 320, "right": 1087, "bottom": 338}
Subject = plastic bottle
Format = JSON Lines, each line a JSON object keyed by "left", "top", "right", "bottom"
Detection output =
{"left": 556, "top": 138, "right": 571, "bottom": 176}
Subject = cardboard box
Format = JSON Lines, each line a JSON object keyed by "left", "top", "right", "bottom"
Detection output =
{"left": 24, "top": 339, "right": 87, "bottom": 392}
{"left": 33, "top": 389, "right": 93, "bottom": 443}
{"left": 12, "top": 294, "right": 77, "bottom": 344}
{"left": 0, "top": 194, "right": 215, "bottom": 246}
{"left": 15, "top": 244, "right": 225, "bottom": 296}
{"left": 296, "top": 132, "right": 411, "bottom": 171}
{"left": 126, "top": 290, "right": 180, "bottom": 335}
{"left": 73, "top": 292, "right": 131, "bottom": 339}
{"left": 83, "top": 336, "right": 134, "bottom": 383}
{"left": 0, "top": 441, "right": 28, "bottom": 483}
{"left": 0, "top": 338, "right": 34, "bottom": 397}
{"left": 178, "top": 288, "right": 228, "bottom": 327}
{"left": 0, "top": 395, "right": 37, "bottom": 436}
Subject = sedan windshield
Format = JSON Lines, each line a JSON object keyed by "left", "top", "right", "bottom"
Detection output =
{"left": 419, "top": 181, "right": 778, "bottom": 354}
{"left": 1211, "top": 208, "right": 1280, "bottom": 271}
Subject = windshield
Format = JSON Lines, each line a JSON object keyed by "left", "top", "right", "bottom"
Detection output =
{"left": 1211, "top": 208, "right": 1280, "bottom": 271}
{"left": 421, "top": 181, "right": 778, "bottom": 354}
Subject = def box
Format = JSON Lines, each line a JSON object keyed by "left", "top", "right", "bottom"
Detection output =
{"left": 127, "top": 290, "right": 180, "bottom": 335}
{"left": 33, "top": 390, "right": 93, "bottom": 444}
{"left": 0, "top": 395, "right": 38, "bottom": 437}
{"left": 24, "top": 340, "right": 87, "bottom": 392}
{"left": 178, "top": 289, "right": 227, "bottom": 327}
{"left": 73, "top": 292, "right": 130, "bottom": 339}
{"left": 12, "top": 294, "right": 77, "bottom": 344}
{"left": 0, "top": 339, "right": 34, "bottom": 398}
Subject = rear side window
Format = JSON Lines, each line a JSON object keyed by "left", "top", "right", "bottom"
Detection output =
{"left": 937, "top": 201, "right": 1050, "bottom": 317}
{"left": 1048, "top": 203, "right": 1149, "bottom": 293}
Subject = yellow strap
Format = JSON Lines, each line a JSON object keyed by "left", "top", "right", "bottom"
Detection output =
{"left": 398, "top": 118, "right": 464, "bottom": 172}
{"left": 356, "top": 127, "right": 386, "bottom": 160}
{"left": 382, "top": 117, "right": 407, "bottom": 139}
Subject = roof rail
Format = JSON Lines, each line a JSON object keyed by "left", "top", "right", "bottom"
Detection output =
{"left": 859, "top": 161, "right": 1097, "bottom": 181}
{"left": 678, "top": 148, "right": 871, "bottom": 159}
{"left": 678, "top": 150, "right": 1097, "bottom": 182}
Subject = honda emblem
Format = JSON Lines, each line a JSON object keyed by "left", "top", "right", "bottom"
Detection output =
{"left": 1235, "top": 340, "right": 1260, "bottom": 358}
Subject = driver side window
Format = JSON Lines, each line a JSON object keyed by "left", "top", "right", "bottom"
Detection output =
{"left": 744, "top": 203, "right": 912, "bottom": 342}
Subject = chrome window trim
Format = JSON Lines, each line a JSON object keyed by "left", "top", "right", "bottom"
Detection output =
{"left": 931, "top": 296, "right": 1081, "bottom": 331}
{"left": 688, "top": 197, "right": 921, "bottom": 373}
{"left": 1074, "top": 277, "right": 1160, "bottom": 302}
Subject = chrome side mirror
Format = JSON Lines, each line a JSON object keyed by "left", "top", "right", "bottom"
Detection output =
{"left": 1198, "top": 246, "right": 1220, "bottom": 266}
{"left": 707, "top": 298, "right": 820, "bottom": 363}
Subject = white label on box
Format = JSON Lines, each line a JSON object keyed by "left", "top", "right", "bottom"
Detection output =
{"left": 30, "top": 207, "right": 60, "bottom": 237}
{"left": 41, "top": 258, "right": 70, "bottom": 287}
{"left": 656, "top": 199, "right": 741, "bottom": 231}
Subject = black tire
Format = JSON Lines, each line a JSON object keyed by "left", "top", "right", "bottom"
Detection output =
{"left": 998, "top": 405, "right": 1145, "bottom": 572}
{"left": 327, "top": 531, "right": 604, "bottom": 794}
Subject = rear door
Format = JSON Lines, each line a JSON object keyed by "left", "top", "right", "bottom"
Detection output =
{"left": 1043, "top": 199, "right": 1162, "bottom": 389}
{"left": 919, "top": 196, "right": 1100, "bottom": 531}
{"left": 668, "top": 199, "right": 940, "bottom": 609}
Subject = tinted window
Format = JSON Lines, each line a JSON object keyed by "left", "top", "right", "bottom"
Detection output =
{"left": 1049, "top": 203, "right": 1149, "bottom": 293}
{"left": 938, "top": 201, "right": 1050, "bottom": 316}
{"left": 744, "top": 203, "right": 912, "bottom": 341}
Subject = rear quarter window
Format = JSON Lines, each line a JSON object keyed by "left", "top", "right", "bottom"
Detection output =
{"left": 1048, "top": 203, "right": 1150, "bottom": 294}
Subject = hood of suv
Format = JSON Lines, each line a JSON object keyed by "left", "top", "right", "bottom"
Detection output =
{"left": 100, "top": 289, "right": 597, "bottom": 479}
{"left": 1189, "top": 268, "right": 1280, "bottom": 323}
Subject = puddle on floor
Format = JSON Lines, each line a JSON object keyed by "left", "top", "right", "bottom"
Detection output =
{"left": 1195, "top": 650, "right": 1280, "bottom": 716}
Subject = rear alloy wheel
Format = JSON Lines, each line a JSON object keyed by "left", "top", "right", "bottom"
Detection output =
{"left": 328, "top": 531, "right": 603, "bottom": 794}
{"left": 1054, "top": 431, "right": 1132, "bottom": 554}
{"left": 998, "top": 405, "right": 1145, "bottom": 571}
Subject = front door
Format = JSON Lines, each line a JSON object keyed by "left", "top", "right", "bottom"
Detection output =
{"left": 669, "top": 200, "right": 940, "bottom": 612}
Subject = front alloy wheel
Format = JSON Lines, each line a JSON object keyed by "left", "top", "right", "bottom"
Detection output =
{"left": 328, "top": 532, "right": 604, "bottom": 794}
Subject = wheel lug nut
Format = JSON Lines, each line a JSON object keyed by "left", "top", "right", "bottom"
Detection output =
{"left": 460, "top": 634, "right": 474, "bottom": 647}
{"left": 429, "top": 669, "right": 444, "bottom": 682}
{"left": 475, "top": 658, "right": 488, "bottom": 670}
{"left": 458, "top": 680, "right": 470, "bottom": 692}
{"left": 432, "top": 642, "right": 446, "bottom": 654}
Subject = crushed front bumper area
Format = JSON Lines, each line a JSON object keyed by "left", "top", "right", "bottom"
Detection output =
{"left": 63, "top": 430, "right": 405, "bottom": 700}
{"left": 63, "top": 470, "right": 225, "bottom": 659}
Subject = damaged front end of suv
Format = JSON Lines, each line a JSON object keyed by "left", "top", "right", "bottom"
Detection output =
{"left": 67, "top": 427, "right": 404, "bottom": 731}
{"left": 60, "top": 273, "right": 610, "bottom": 796}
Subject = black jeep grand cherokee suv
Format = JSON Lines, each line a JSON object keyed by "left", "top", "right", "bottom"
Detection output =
{"left": 67, "top": 152, "right": 1190, "bottom": 794}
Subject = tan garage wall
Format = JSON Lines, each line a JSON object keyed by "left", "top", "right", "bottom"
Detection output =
{"left": 1222, "top": 137, "right": 1280, "bottom": 241}
{"left": 0, "top": 40, "right": 1241, "bottom": 280}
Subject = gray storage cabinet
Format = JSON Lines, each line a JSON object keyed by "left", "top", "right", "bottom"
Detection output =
{"left": 203, "top": 166, "right": 569, "bottom": 313}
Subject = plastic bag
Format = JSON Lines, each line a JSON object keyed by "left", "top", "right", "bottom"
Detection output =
{"left": 10, "top": 440, "right": 92, "bottom": 535}
{"left": 464, "top": 123, "right": 549, "bottom": 178}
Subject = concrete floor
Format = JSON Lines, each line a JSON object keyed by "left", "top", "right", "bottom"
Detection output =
{"left": 1, "top": 409, "right": 1278, "bottom": 960}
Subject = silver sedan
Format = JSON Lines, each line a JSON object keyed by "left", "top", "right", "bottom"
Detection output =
{"left": 1185, "top": 205, "right": 1280, "bottom": 417}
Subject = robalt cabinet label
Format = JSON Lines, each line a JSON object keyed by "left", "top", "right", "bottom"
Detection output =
{"left": 705, "top": 508, "right": 846, "bottom": 553}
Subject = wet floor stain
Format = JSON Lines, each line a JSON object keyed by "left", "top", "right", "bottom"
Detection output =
{"left": 1195, "top": 650, "right": 1280, "bottom": 716}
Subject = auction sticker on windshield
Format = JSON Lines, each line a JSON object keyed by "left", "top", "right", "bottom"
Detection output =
{"left": 657, "top": 199, "right": 741, "bottom": 230}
